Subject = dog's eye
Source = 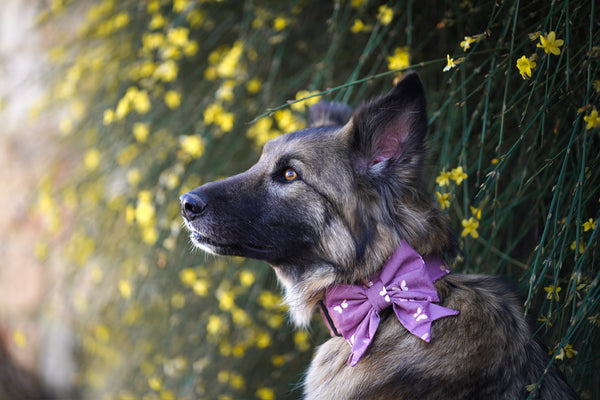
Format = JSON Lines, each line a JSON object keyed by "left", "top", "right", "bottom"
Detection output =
{"left": 284, "top": 168, "right": 298, "bottom": 181}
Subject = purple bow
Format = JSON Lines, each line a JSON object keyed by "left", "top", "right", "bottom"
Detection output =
{"left": 321, "top": 241, "right": 459, "bottom": 366}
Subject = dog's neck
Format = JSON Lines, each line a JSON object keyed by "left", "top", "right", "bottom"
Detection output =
{"left": 274, "top": 265, "right": 337, "bottom": 327}
{"left": 275, "top": 242, "right": 451, "bottom": 328}
{"left": 318, "top": 242, "right": 457, "bottom": 365}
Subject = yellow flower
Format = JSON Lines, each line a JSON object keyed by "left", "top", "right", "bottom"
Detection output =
{"left": 247, "top": 117, "right": 280, "bottom": 146}
{"left": 142, "top": 32, "right": 165, "bottom": 52}
{"left": 350, "top": 19, "right": 371, "bottom": 33}
{"left": 184, "top": 41, "right": 199, "bottom": 57}
{"left": 537, "top": 31, "right": 564, "bottom": 55}
{"left": 570, "top": 240, "right": 585, "bottom": 254}
{"left": 516, "top": 55, "right": 536, "bottom": 79}
{"left": 132, "top": 122, "right": 150, "bottom": 143}
{"left": 132, "top": 89, "right": 151, "bottom": 114}
{"left": 112, "top": 12, "right": 129, "bottom": 29}
{"left": 219, "top": 291, "right": 235, "bottom": 311}
{"left": 135, "top": 191, "right": 156, "bottom": 227}
{"left": 119, "top": 280, "right": 132, "bottom": 299}
{"left": 258, "top": 290, "right": 283, "bottom": 310}
{"left": 154, "top": 60, "right": 178, "bottom": 82}
{"left": 470, "top": 205, "right": 482, "bottom": 219}
{"left": 274, "top": 108, "right": 305, "bottom": 131}
{"left": 377, "top": 5, "right": 393, "bottom": 26}
{"left": 294, "top": 331, "right": 311, "bottom": 352}
{"left": 180, "top": 135, "right": 204, "bottom": 158}
{"left": 167, "top": 27, "right": 189, "bottom": 47}
{"left": 204, "top": 103, "right": 222, "bottom": 124}
{"left": 255, "top": 331, "right": 272, "bottom": 348}
{"left": 436, "top": 169, "right": 451, "bottom": 186}
{"left": 149, "top": 13, "right": 165, "bottom": 30}
{"left": 351, "top": 0, "right": 367, "bottom": 8}
{"left": 193, "top": 279, "right": 208, "bottom": 297}
{"left": 230, "top": 373, "right": 245, "bottom": 389}
{"left": 84, "top": 149, "right": 101, "bottom": 171}
{"left": 206, "top": 315, "right": 222, "bottom": 335}
{"left": 239, "top": 270, "right": 255, "bottom": 287}
{"left": 231, "top": 308, "right": 250, "bottom": 326}
{"left": 173, "top": 0, "right": 189, "bottom": 12}
{"left": 450, "top": 166, "right": 468, "bottom": 185}
{"left": 564, "top": 343, "right": 578, "bottom": 358}
{"left": 127, "top": 169, "right": 141, "bottom": 186}
{"left": 13, "top": 330, "right": 27, "bottom": 348}
{"left": 461, "top": 217, "right": 479, "bottom": 238}
{"left": 273, "top": 16, "right": 288, "bottom": 31}
{"left": 555, "top": 343, "right": 577, "bottom": 360}
{"left": 387, "top": 47, "right": 410, "bottom": 71}
{"left": 164, "top": 90, "right": 181, "bottom": 109}
{"left": 148, "top": 377, "right": 162, "bottom": 391}
{"left": 584, "top": 108, "right": 600, "bottom": 130}
{"left": 246, "top": 78, "right": 262, "bottom": 94}
{"left": 290, "top": 90, "right": 321, "bottom": 112}
{"left": 435, "top": 192, "right": 450, "bottom": 210}
{"left": 256, "top": 387, "right": 275, "bottom": 400}
{"left": 59, "top": 118, "right": 73, "bottom": 135}
{"left": 103, "top": 109, "right": 114, "bottom": 125}
{"left": 216, "top": 80, "right": 235, "bottom": 102}
{"left": 544, "top": 284, "right": 561, "bottom": 301}
{"left": 460, "top": 36, "right": 476, "bottom": 51}
{"left": 125, "top": 204, "right": 135, "bottom": 224}
{"left": 443, "top": 54, "right": 457, "bottom": 72}
{"left": 216, "top": 41, "right": 243, "bottom": 78}
{"left": 217, "top": 111, "right": 235, "bottom": 132}
{"left": 583, "top": 218, "right": 596, "bottom": 232}
{"left": 538, "top": 314, "right": 552, "bottom": 327}
{"left": 186, "top": 9, "right": 205, "bottom": 28}
{"left": 117, "top": 144, "right": 139, "bottom": 167}
{"left": 94, "top": 324, "right": 110, "bottom": 342}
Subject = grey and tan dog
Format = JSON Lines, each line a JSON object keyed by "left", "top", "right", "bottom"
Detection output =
{"left": 180, "top": 74, "right": 576, "bottom": 399}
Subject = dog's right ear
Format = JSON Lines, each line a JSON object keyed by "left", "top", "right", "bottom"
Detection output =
{"left": 349, "top": 73, "right": 427, "bottom": 172}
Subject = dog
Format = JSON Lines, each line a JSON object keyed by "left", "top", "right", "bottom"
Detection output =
{"left": 180, "top": 73, "right": 577, "bottom": 399}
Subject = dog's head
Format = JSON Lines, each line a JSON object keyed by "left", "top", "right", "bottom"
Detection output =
{"left": 181, "top": 73, "right": 455, "bottom": 325}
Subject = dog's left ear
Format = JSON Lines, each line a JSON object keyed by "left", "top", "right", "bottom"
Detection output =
{"left": 349, "top": 73, "right": 427, "bottom": 171}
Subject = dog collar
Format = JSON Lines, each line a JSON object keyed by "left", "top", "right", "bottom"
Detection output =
{"left": 319, "top": 241, "right": 459, "bottom": 366}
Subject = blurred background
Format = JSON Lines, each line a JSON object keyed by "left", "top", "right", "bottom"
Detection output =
{"left": 0, "top": 0, "right": 598, "bottom": 399}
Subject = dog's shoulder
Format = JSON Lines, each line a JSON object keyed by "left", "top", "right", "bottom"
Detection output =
{"left": 305, "top": 273, "right": 577, "bottom": 400}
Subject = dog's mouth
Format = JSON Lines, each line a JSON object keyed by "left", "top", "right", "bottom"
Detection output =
{"left": 189, "top": 231, "right": 274, "bottom": 256}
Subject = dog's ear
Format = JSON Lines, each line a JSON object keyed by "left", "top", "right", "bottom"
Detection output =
{"left": 349, "top": 73, "right": 427, "bottom": 171}
{"left": 309, "top": 101, "right": 353, "bottom": 128}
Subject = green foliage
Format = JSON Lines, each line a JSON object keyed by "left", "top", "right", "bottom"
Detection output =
{"left": 34, "top": 0, "right": 598, "bottom": 398}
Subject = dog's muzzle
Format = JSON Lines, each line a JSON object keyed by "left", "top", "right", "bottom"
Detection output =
{"left": 180, "top": 191, "right": 208, "bottom": 221}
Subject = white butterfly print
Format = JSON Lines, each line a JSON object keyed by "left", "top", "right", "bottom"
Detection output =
{"left": 334, "top": 299, "right": 349, "bottom": 314}
{"left": 379, "top": 286, "right": 391, "bottom": 302}
{"left": 413, "top": 307, "right": 428, "bottom": 321}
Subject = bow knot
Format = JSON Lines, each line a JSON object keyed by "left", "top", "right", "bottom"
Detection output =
{"left": 321, "top": 241, "right": 459, "bottom": 366}
{"left": 365, "top": 280, "right": 392, "bottom": 312}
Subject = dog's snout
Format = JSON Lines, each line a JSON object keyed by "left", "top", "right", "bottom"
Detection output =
{"left": 180, "top": 192, "right": 208, "bottom": 221}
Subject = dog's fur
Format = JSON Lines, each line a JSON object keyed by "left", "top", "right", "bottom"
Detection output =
{"left": 180, "top": 74, "right": 577, "bottom": 399}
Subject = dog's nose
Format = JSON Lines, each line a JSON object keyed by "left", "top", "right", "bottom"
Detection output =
{"left": 180, "top": 192, "right": 208, "bottom": 221}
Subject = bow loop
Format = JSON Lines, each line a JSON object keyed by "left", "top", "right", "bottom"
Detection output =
{"left": 322, "top": 241, "right": 459, "bottom": 366}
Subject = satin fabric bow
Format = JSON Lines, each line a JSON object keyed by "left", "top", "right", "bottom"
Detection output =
{"left": 321, "top": 241, "right": 459, "bottom": 366}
